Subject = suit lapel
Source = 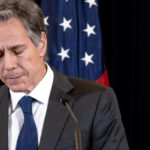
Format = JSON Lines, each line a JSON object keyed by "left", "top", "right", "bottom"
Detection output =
{"left": 0, "top": 85, "right": 9, "bottom": 150}
{"left": 39, "top": 69, "right": 74, "bottom": 150}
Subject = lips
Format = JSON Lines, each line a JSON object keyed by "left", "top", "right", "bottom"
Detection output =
{"left": 5, "top": 74, "right": 23, "bottom": 79}
{"left": 8, "top": 76, "right": 22, "bottom": 80}
{"left": 5, "top": 74, "right": 24, "bottom": 84}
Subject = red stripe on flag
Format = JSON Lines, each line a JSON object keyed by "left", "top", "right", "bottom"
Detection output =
{"left": 96, "top": 69, "right": 110, "bottom": 87}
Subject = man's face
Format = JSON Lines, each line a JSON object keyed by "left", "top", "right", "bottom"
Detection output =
{"left": 0, "top": 18, "right": 47, "bottom": 93}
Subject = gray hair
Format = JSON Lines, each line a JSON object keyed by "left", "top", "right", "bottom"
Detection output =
{"left": 0, "top": 0, "right": 47, "bottom": 47}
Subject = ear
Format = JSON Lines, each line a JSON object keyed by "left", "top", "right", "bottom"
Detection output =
{"left": 38, "top": 32, "right": 47, "bottom": 58}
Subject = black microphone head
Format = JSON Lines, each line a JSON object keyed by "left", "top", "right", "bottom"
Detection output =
{"left": 60, "top": 98, "right": 69, "bottom": 105}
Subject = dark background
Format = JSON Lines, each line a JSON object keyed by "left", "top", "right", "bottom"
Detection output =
{"left": 1, "top": 0, "right": 149, "bottom": 149}
{"left": 99, "top": 0, "right": 149, "bottom": 149}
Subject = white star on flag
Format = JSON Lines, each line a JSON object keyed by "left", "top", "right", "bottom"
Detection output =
{"left": 81, "top": 52, "right": 94, "bottom": 66}
{"left": 44, "top": 16, "right": 49, "bottom": 26}
{"left": 57, "top": 47, "right": 70, "bottom": 61}
{"left": 83, "top": 23, "right": 96, "bottom": 37}
{"left": 59, "top": 17, "right": 72, "bottom": 32}
{"left": 66, "top": 0, "right": 69, "bottom": 2}
{"left": 84, "top": 0, "right": 97, "bottom": 8}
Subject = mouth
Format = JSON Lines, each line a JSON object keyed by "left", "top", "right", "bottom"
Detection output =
{"left": 5, "top": 74, "right": 24, "bottom": 84}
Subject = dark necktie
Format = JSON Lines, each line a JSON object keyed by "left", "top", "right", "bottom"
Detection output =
{"left": 16, "top": 96, "right": 38, "bottom": 150}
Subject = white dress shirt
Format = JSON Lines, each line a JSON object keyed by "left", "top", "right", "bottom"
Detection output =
{"left": 8, "top": 64, "right": 54, "bottom": 150}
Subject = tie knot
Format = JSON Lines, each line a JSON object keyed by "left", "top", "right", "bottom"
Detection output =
{"left": 19, "top": 96, "right": 33, "bottom": 113}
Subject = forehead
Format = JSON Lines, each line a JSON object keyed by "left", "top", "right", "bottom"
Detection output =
{"left": 0, "top": 18, "right": 28, "bottom": 45}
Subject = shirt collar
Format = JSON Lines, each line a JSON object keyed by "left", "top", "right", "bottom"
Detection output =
{"left": 9, "top": 63, "right": 54, "bottom": 111}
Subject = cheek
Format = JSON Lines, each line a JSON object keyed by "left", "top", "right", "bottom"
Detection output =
{"left": 0, "top": 68, "right": 2, "bottom": 79}
{"left": 17, "top": 53, "right": 37, "bottom": 72}
{"left": 23, "top": 49, "right": 41, "bottom": 66}
{"left": 18, "top": 57, "right": 40, "bottom": 82}
{"left": 0, "top": 62, "right": 4, "bottom": 76}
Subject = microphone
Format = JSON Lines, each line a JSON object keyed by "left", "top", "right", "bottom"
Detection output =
{"left": 60, "top": 98, "right": 83, "bottom": 150}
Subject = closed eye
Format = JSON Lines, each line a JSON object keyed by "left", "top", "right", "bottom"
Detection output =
{"left": 10, "top": 45, "right": 26, "bottom": 55}
{"left": 13, "top": 49, "right": 23, "bottom": 55}
{"left": 0, "top": 51, "right": 4, "bottom": 58}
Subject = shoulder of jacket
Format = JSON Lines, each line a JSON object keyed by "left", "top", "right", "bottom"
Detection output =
{"left": 68, "top": 77, "right": 109, "bottom": 95}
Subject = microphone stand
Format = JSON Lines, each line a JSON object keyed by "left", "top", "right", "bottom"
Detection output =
{"left": 60, "top": 99, "right": 83, "bottom": 150}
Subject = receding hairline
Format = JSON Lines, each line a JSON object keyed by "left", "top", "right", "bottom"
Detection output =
{"left": 0, "top": 0, "right": 47, "bottom": 50}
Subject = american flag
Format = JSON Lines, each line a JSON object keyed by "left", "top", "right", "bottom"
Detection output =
{"left": 39, "top": 0, "right": 109, "bottom": 86}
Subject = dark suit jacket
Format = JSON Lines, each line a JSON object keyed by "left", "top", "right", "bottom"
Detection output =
{"left": 0, "top": 69, "right": 129, "bottom": 150}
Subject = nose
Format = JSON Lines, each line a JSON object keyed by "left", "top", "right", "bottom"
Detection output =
{"left": 3, "top": 52, "right": 17, "bottom": 70}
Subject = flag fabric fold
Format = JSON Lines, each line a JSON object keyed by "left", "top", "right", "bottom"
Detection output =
{"left": 40, "top": 0, "right": 109, "bottom": 86}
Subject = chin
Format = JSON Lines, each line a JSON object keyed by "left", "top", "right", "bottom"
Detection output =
{"left": 10, "top": 88, "right": 25, "bottom": 93}
{"left": 8, "top": 84, "right": 26, "bottom": 93}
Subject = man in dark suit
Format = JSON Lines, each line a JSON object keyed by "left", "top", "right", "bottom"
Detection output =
{"left": 0, "top": 0, "right": 129, "bottom": 150}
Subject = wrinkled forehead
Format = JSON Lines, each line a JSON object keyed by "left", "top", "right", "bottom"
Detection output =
{"left": 0, "top": 18, "right": 27, "bottom": 37}
{"left": 0, "top": 9, "right": 28, "bottom": 36}
{"left": 0, "top": 19, "right": 29, "bottom": 49}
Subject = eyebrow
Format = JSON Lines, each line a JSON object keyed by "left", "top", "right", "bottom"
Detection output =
{"left": 0, "top": 44, "right": 27, "bottom": 51}
{"left": 8, "top": 44, "right": 27, "bottom": 51}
